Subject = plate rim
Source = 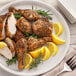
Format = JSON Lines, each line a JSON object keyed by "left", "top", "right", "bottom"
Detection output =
{"left": 0, "top": 0, "right": 70, "bottom": 75}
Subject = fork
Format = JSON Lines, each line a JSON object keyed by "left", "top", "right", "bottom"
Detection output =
{"left": 56, "top": 55, "right": 76, "bottom": 76}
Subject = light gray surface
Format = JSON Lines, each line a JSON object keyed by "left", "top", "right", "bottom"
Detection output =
{"left": 0, "top": 68, "right": 15, "bottom": 76}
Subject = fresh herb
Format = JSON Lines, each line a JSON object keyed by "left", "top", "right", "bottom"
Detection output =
{"left": 6, "top": 55, "right": 18, "bottom": 65}
{"left": 31, "top": 34, "right": 38, "bottom": 39}
{"left": 25, "top": 32, "right": 30, "bottom": 38}
{"left": 36, "top": 10, "right": 52, "bottom": 20}
{"left": 25, "top": 32, "right": 38, "bottom": 39}
{"left": 29, "top": 53, "right": 42, "bottom": 70}
{"left": 14, "top": 14, "right": 22, "bottom": 19}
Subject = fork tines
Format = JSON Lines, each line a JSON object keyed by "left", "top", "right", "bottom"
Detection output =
{"left": 66, "top": 55, "right": 76, "bottom": 70}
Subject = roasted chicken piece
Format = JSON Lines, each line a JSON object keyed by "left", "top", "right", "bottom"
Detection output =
{"left": 32, "top": 18, "right": 53, "bottom": 37}
{"left": 16, "top": 38, "right": 28, "bottom": 70}
{"left": 5, "top": 37, "right": 16, "bottom": 57}
{"left": 14, "top": 29, "right": 26, "bottom": 42}
{"left": 5, "top": 12, "right": 17, "bottom": 38}
{"left": 16, "top": 17, "right": 32, "bottom": 34}
{"left": 28, "top": 37, "right": 52, "bottom": 51}
{"left": 9, "top": 6, "right": 40, "bottom": 21}
{"left": 0, "top": 15, "right": 7, "bottom": 40}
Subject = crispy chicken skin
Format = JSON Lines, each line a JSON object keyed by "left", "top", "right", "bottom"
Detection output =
{"left": 32, "top": 18, "right": 53, "bottom": 37}
{"left": 0, "top": 15, "right": 6, "bottom": 23}
{"left": 0, "top": 15, "right": 7, "bottom": 40}
{"left": 16, "top": 38, "right": 28, "bottom": 70}
{"left": 27, "top": 37, "right": 52, "bottom": 51}
{"left": 5, "top": 12, "right": 17, "bottom": 38}
{"left": 14, "top": 29, "right": 26, "bottom": 42}
{"left": 9, "top": 6, "right": 40, "bottom": 21}
{"left": 16, "top": 17, "right": 32, "bottom": 34}
{"left": 5, "top": 37, "right": 16, "bottom": 57}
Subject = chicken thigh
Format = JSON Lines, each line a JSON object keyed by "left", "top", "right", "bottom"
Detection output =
{"left": 16, "top": 17, "right": 32, "bottom": 34}
{"left": 32, "top": 18, "right": 53, "bottom": 37}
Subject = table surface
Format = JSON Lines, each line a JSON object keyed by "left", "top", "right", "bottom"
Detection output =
{"left": 0, "top": 0, "right": 76, "bottom": 76}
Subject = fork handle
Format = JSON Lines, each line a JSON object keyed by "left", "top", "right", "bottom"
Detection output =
{"left": 56, "top": 69, "right": 66, "bottom": 76}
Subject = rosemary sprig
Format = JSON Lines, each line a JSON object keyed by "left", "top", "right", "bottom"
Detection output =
{"left": 6, "top": 55, "right": 18, "bottom": 65}
{"left": 29, "top": 53, "right": 42, "bottom": 70}
{"left": 36, "top": 10, "right": 52, "bottom": 20}
{"left": 25, "top": 32, "right": 30, "bottom": 38}
{"left": 25, "top": 32, "right": 38, "bottom": 39}
{"left": 14, "top": 14, "right": 22, "bottom": 19}
{"left": 31, "top": 34, "right": 38, "bottom": 39}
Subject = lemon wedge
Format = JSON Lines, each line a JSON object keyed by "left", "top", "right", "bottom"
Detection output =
{"left": 29, "top": 46, "right": 45, "bottom": 58}
{"left": 47, "top": 42, "right": 58, "bottom": 56}
{"left": 24, "top": 54, "right": 33, "bottom": 69}
{"left": 52, "top": 33, "right": 65, "bottom": 45}
{"left": 0, "top": 42, "right": 7, "bottom": 49}
{"left": 53, "top": 22, "right": 63, "bottom": 36}
{"left": 42, "top": 46, "right": 51, "bottom": 61}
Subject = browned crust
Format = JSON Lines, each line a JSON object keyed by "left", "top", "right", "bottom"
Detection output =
{"left": 9, "top": 6, "right": 40, "bottom": 21}
{"left": 13, "top": 29, "right": 26, "bottom": 42}
{"left": 0, "top": 24, "right": 5, "bottom": 40}
{"left": 0, "top": 15, "right": 7, "bottom": 40}
{"left": 16, "top": 17, "right": 32, "bottom": 34}
{"left": 27, "top": 37, "right": 52, "bottom": 51}
{"left": 32, "top": 19, "right": 53, "bottom": 37}
{"left": 16, "top": 38, "right": 28, "bottom": 70}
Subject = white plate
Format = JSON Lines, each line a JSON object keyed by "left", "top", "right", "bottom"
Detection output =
{"left": 0, "top": 0, "right": 70, "bottom": 76}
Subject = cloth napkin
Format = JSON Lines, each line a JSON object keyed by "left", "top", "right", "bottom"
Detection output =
{"left": 41, "top": 47, "right": 76, "bottom": 76}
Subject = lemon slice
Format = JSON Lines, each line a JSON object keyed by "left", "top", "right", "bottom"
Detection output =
{"left": 29, "top": 46, "right": 45, "bottom": 58}
{"left": 42, "top": 46, "right": 51, "bottom": 61}
{"left": 52, "top": 33, "right": 65, "bottom": 45}
{"left": 0, "top": 42, "right": 7, "bottom": 49}
{"left": 47, "top": 42, "right": 58, "bottom": 56}
{"left": 24, "top": 54, "right": 33, "bottom": 69}
{"left": 53, "top": 22, "right": 63, "bottom": 36}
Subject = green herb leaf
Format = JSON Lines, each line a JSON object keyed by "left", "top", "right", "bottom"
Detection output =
{"left": 14, "top": 14, "right": 22, "bottom": 19}
{"left": 25, "top": 32, "right": 38, "bottom": 39}
{"left": 6, "top": 55, "right": 18, "bottom": 65}
{"left": 29, "top": 53, "right": 42, "bottom": 70}
{"left": 31, "top": 34, "right": 38, "bottom": 39}
{"left": 36, "top": 10, "right": 52, "bottom": 20}
{"left": 25, "top": 32, "right": 30, "bottom": 38}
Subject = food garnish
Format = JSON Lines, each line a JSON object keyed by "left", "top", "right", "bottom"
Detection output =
{"left": 29, "top": 46, "right": 45, "bottom": 58}
{"left": 29, "top": 53, "right": 42, "bottom": 70}
{"left": 53, "top": 22, "right": 63, "bottom": 36}
{"left": 24, "top": 54, "right": 33, "bottom": 69}
{"left": 25, "top": 32, "right": 38, "bottom": 39}
{"left": 47, "top": 42, "right": 58, "bottom": 56}
{"left": 42, "top": 46, "right": 51, "bottom": 61}
{"left": 52, "top": 33, "right": 65, "bottom": 45}
{"left": 0, "top": 42, "right": 7, "bottom": 49}
{"left": 6, "top": 55, "right": 17, "bottom": 65}
{"left": 32, "top": 6, "right": 52, "bottom": 20}
{"left": 36, "top": 10, "right": 52, "bottom": 20}
{"left": 14, "top": 14, "right": 22, "bottom": 19}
